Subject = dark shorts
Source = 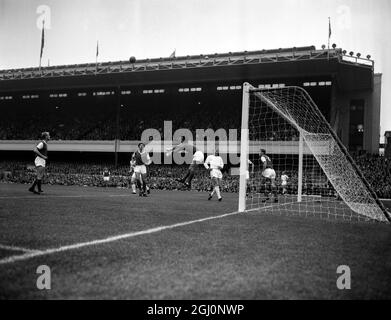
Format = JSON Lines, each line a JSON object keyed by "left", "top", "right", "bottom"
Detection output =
{"left": 36, "top": 166, "right": 46, "bottom": 179}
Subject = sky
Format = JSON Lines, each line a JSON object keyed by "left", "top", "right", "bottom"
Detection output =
{"left": 0, "top": 0, "right": 390, "bottom": 139}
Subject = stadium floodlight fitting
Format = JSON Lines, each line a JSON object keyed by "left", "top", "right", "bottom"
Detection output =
{"left": 321, "top": 45, "right": 326, "bottom": 50}
{"left": 356, "top": 53, "right": 361, "bottom": 58}
{"left": 366, "top": 54, "right": 371, "bottom": 59}
{"left": 332, "top": 43, "right": 337, "bottom": 49}
{"left": 342, "top": 50, "right": 347, "bottom": 55}
{"left": 349, "top": 51, "right": 354, "bottom": 56}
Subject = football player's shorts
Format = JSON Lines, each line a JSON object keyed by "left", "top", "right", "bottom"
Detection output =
{"left": 281, "top": 181, "right": 287, "bottom": 186}
{"left": 103, "top": 176, "right": 110, "bottom": 182}
{"left": 134, "top": 165, "right": 147, "bottom": 174}
{"left": 246, "top": 170, "right": 250, "bottom": 180}
{"left": 262, "top": 168, "right": 276, "bottom": 179}
{"left": 34, "top": 156, "right": 46, "bottom": 168}
{"left": 210, "top": 169, "right": 223, "bottom": 179}
{"left": 192, "top": 151, "right": 204, "bottom": 164}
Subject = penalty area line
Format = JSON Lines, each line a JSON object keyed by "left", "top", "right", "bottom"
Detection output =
{"left": 0, "top": 244, "right": 41, "bottom": 254}
{"left": 0, "top": 210, "right": 241, "bottom": 265}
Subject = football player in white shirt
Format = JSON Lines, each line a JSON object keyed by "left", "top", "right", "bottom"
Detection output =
{"left": 260, "top": 149, "right": 278, "bottom": 203}
{"left": 280, "top": 171, "right": 289, "bottom": 195}
{"left": 29, "top": 132, "right": 50, "bottom": 194}
{"left": 129, "top": 158, "right": 137, "bottom": 194}
{"left": 204, "top": 151, "right": 224, "bottom": 201}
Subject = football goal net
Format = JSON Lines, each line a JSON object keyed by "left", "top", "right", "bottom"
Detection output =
{"left": 238, "top": 83, "right": 390, "bottom": 223}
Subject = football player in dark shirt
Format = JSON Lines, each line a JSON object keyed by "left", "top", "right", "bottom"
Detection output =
{"left": 29, "top": 132, "right": 50, "bottom": 194}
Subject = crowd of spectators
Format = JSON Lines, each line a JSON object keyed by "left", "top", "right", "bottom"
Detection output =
{"left": 0, "top": 161, "right": 240, "bottom": 193}
{"left": 1, "top": 153, "right": 390, "bottom": 198}
{"left": 0, "top": 95, "right": 243, "bottom": 141}
{"left": 353, "top": 153, "right": 391, "bottom": 199}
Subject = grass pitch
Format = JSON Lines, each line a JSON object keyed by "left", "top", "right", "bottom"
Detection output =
{"left": 0, "top": 183, "right": 390, "bottom": 299}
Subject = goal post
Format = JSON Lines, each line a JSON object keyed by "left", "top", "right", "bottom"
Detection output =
{"left": 238, "top": 83, "right": 391, "bottom": 223}
{"left": 238, "top": 82, "right": 250, "bottom": 212}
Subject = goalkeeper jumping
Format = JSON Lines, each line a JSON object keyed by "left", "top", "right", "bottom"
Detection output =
{"left": 260, "top": 149, "right": 278, "bottom": 203}
{"left": 166, "top": 136, "right": 204, "bottom": 189}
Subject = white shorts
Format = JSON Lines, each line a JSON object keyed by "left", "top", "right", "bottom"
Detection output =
{"left": 34, "top": 156, "right": 46, "bottom": 168}
{"left": 134, "top": 165, "right": 147, "bottom": 174}
{"left": 210, "top": 169, "right": 223, "bottom": 179}
{"left": 246, "top": 170, "right": 250, "bottom": 180}
{"left": 262, "top": 168, "right": 276, "bottom": 179}
{"left": 103, "top": 176, "right": 110, "bottom": 182}
{"left": 131, "top": 172, "right": 136, "bottom": 181}
{"left": 192, "top": 151, "right": 204, "bottom": 164}
{"left": 281, "top": 182, "right": 287, "bottom": 186}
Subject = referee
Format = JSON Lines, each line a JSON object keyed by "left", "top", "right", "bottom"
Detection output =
{"left": 29, "top": 132, "right": 50, "bottom": 194}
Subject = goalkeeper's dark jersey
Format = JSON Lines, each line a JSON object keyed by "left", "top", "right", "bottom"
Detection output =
{"left": 36, "top": 140, "right": 48, "bottom": 158}
{"left": 132, "top": 151, "right": 144, "bottom": 166}
{"left": 261, "top": 155, "right": 273, "bottom": 169}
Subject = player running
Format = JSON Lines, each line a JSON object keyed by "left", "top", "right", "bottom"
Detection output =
{"left": 167, "top": 137, "right": 204, "bottom": 189}
{"left": 260, "top": 149, "right": 278, "bottom": 203}
{"left": 280, "top": 171, "right": 289, "bottom": 195}
{"left": 204, "top": 150, "right": 224, "bottom": 201}
{"left": 29, "top": 131, "right": 50, "bottom": 195}
{"left": 131, "top": 143, "right": 152, "bottom": 197}
{"left": 129, "top": 158, "right": 137, "bottom": 194}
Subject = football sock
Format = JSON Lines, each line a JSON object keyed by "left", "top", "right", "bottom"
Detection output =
{"left": 186, "top": 171, "right": 195, "bottom": 183}
{"left": 30, "top": 179, "right": 37, "bottom": 190}
{"left": 215, "top": 186, "right": 221, "bottom": 199}
{"left": 136, "top": 180, "right": 142, "bottom": 190}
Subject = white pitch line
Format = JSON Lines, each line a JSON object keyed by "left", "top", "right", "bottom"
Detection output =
{"left": 0, "top": 244, "right": 41, "bottom": 254}
{"left": 0, "top": 210, "right": 243, "bottom": 265}
{"left": 0, "top": 194, "right": 131, "bottom": 200}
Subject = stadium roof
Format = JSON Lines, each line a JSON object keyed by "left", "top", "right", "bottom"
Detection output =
{"left": 0, "top": 46, "right": 375, "bottom": 92}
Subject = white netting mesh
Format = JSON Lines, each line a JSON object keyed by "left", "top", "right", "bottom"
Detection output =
{"left": 244, "top": 85, "right": 389, "bottom": 223}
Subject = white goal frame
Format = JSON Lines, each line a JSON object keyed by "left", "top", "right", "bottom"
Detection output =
{"left": 238, "top": 82, "right": 390, "bottom": 223}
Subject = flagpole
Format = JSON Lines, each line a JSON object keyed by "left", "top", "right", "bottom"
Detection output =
{"left": 95, "top": 40, "right": 99, "bottom": 75}
{"left": 39, "top": 20, "right": 45, "bottom": 72}
{"left": 327, "top": 17, "right": 331, "bottom": 61}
